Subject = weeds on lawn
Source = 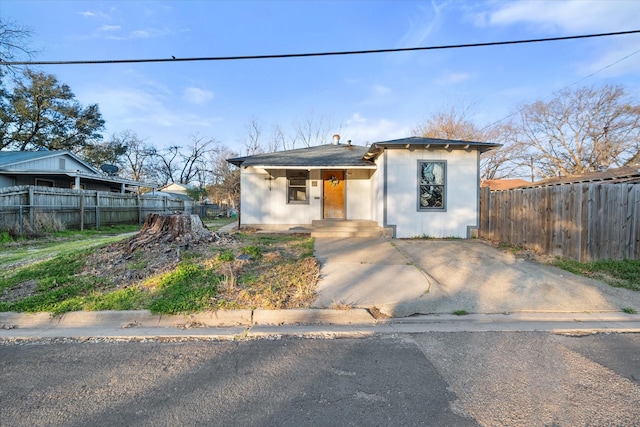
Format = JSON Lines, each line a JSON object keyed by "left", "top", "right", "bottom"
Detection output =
{"left": 553, "top": 258, "right": 640, "bottom": 292}
{"left": 1, "top": 232, "right": 319, "bottom": 315}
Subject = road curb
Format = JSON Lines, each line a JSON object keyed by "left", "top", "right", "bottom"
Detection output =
{"left": 0, "top": 308, "right": 376, "bottom": 331}
{"left": 2, "top": 310, "right": 640, "bottom": 339}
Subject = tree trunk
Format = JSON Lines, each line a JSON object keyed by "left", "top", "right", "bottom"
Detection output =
{"left": 126, "top": 213, "right": 222, "bottom": 253}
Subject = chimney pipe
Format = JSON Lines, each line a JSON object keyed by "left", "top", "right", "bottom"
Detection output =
{"left": 332, "top": 134, "right": 340, "bottom": 145}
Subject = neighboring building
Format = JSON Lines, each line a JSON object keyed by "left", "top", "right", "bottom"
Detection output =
{"left": 522, "top": 166, "right": 640, "bottom": 188}
{"left": 481, "top": 178, "right": 531, "bottom": 191}
{"left": 228, "top": 136, "right": 500, "bottom": 238}
{"left": 158, "top": 183, "right": 197, "bottom": 201}
{"left": 0, "top": 150, "right": 156, "bottom": 193}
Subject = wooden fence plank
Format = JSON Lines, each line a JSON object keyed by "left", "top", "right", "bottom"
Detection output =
{"left": 0, "top": 185, "right": 191, "bottom": 232}
{"left": 478, "top": 182, "right": 639, "bottom": 261}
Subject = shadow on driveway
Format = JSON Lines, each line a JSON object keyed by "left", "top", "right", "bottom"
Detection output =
{"left": 313, "top": 238, "right": 640, "bottom": 317}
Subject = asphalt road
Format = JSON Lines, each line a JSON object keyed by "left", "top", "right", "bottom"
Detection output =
{"left": 1, "top": 332, "right": 639, "bottom": 427}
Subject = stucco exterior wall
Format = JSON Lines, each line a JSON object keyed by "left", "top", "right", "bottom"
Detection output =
{"left": 384, "top": 148, "right": 480, "bottom": 238}
{"left": 239, "top": 167, "right": 374, "bottom": 227}
{"left": 345, "top": 169, "right": 373, "bottom": 220}
{"left": 240, "top": 167, "right": 321, "bottom": 227}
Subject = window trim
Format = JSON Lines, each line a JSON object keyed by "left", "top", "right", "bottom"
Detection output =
{"left": 287, "top": 170, "right": 309, "bottom": 205}
{"left": 417, "top": 160, "right": 447, "bottom": 211}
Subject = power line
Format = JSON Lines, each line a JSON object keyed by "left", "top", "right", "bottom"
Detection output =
{"left": 480, "top": 46, "right": 640, "bottom": 131}
{"left": 1, "top": 29, "right": 639, "bottom": 66}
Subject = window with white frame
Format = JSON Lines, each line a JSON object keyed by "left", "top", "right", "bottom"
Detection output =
{"left": 418, "top": 161, "right": 446, "bottom": 210}
{"left": 287, "top": 170, "right": 309, "bottom": 204}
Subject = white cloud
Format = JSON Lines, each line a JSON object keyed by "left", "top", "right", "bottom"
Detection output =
{"left": 79, "top": 85, "right": 221, "bottom": 148}
{"left": 98, "top": 25, "right": 121, "bottom": 32}
{"left": 373, "top": 85, "right": 392, "bottom": 95}
{"left": 481, "top": 0, "right": 639, "bottom": 33}
{"left": 183, "top": 87, "right": 215, "bottom": 105}
{"left": 398, "top": 2, "right": 446, "bottom": 47}
{"left": 437, "top": 72, "right": 471, "bottom": 84}
{"left": 342, "top": 113, "right": 409, "bottom": 144}
{"left": 77, "top": 10, "right": 110, "bottom": 20}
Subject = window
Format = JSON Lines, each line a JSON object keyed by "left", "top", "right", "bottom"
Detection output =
{"left": 418, "top": 161, "right": 446, "bottom": 210}
{"left": 287, "top": 170, "right": 309, "bottom": 204}
{"left": 35, "top": 179, "right": 54, "bottom": 188}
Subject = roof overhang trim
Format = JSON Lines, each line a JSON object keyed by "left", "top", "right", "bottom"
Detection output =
{"left": 247, "top": 165, "right": 377, "bottom": 170}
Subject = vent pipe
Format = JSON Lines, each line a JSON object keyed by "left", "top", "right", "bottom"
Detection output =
{"left": 332, "top": 134, "right": 340, "bottom": 145}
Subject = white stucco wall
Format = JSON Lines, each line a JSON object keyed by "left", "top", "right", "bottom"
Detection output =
{"left": 240, "top": 167, "right": 374, "bottom": 227}
{"left": 345, "top": 169, "right": 373, "bottom": 220}
{"left": 384, "top": 148, "right": 480, "bottom": 238}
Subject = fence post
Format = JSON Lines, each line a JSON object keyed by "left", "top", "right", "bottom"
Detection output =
{"left": 18, "top": 205, "right": 23, "bottom": 235}
{"left": 95, "top": 191, "right": 101, "bottom": 229}
{"left": 137, "top": 193, "right": 142, "bottom": 224}
{"left": 79, "top": 193, "right": 85, "bottom": 231}
{"left": 28, "top": 186, "right": 35, "bottom": 230}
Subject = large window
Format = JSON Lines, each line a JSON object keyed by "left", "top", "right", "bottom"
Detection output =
{"left": 418, "top": 161, "right": 446, "bottom": 210}
{"left": 287, "top": 170, "right": 309, "bottom": 204}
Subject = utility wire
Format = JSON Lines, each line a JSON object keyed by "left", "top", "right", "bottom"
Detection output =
{"left": 480, "top": 46, "right": 640, "bottom": 131}
{"left": 1, "top": 29, "right": 639, "bottom": 66}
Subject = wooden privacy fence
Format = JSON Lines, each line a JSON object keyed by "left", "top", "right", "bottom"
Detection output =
{"left": 0, "top": 185, "right": 192, "bottom": 233}
{"left": 479, "top": 183, "right": 640, "bottom": 262}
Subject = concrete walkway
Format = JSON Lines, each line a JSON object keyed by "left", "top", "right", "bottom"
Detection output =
{"left": 313, "top": 237, "right": 640, "bottom": 318}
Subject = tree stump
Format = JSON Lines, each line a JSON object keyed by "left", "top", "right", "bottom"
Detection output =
{"left": 126, "top": 213, "right": 221, "bottom": 253}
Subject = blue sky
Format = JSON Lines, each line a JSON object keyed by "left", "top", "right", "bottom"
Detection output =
{"left": 2, "top": 0, "right": 639, "bottom": 154}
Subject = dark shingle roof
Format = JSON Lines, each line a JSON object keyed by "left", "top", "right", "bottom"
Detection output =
{"left": 364, "top": 136, "right": 501, "bottom": 160}
{"left": 228, "top": 144, "right": 374, "bottom": 168}
{"left": 227, "top": 137, "right": 501, "bottom": 168}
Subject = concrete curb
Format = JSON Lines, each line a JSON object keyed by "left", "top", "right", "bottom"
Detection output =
{"left": 0, "top": 309, "right": 376, "bottom": 331}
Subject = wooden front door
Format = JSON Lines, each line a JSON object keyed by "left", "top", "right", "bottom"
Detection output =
{"left": 322, "top": 170, "right": 345, "bottom": 219}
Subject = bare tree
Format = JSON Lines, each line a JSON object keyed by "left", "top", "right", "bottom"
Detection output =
{"left": 151, "top": 135, "right": 216, "bottom": 186}
{"left": 0, "top": 18, "right": 36, "bottom": 74}
{"left": 479, "top": 123, "right": 528, "bottom": 180}
{"left": 294, "top": 112, "right": 333, "bottom": 147}
{"left": 413, "top": 104, "right": 486, "bottom": 141}
{"left": 515, "top": 85, "right": 640, "bottom": 178}
{"left": 113, "top": 130, "right": 157, "bottom": 182}
{"left": 413, "top": 103, "right": 521, "bottom": 180}
{"left": 178, "top": 134, "right": 215, "bottom": 185}
{"left": 241, "top": 117, "right": 263, "bottom": 155}
{"left": 152, "top": 145, "right": 181, "bottom": 186}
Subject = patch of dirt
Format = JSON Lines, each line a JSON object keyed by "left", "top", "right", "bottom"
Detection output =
{"left": 1, "top": 279, "right": 39, "bottom": 303}
{"left": 490, "top": 240, "right": 556, "bottom": 264}
{"left": 80, "top": 217, "right": 239, "bottom": 289}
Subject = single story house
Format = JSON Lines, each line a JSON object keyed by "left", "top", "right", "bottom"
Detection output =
{"left": 0, "top": 150, "right": 156, "bottom": 193}
{"left": 228, "top": 136, "right": 500, "bottom": 238}
{"left": 158, "top": 183, "right": 198, "bottom": 201}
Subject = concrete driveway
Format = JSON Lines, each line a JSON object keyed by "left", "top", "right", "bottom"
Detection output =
{"left": 313, "top": 237, "right": 640, "bottom": 317}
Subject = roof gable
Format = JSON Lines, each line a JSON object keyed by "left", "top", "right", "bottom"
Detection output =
{"left": 0, "top": 150, "right": 100, "bottom": 174}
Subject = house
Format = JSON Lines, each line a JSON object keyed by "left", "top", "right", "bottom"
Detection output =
{"left": 481, "top": 178, "right": 531, "bottom": 191}
{"left": 158, "top": 183, "right": 198, "bottom": 201}
{"left": 0, "top": 150, "right": 156, "bottom": 193}
{"left": 520, "top": 166, "right": 640, "bottom": 188}
{"left": 228, "top": 136, "right": 500, "bottom": 238}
